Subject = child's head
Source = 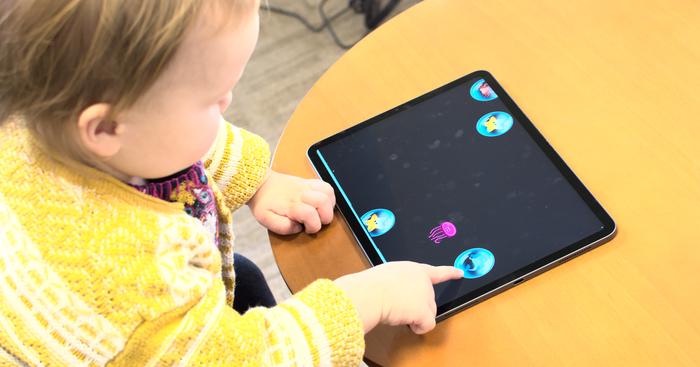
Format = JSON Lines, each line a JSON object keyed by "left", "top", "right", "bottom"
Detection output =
{"left": 0, "top": 0, "right": 259, "bottom": 179}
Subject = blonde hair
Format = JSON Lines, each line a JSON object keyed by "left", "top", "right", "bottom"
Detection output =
{"left": 0, "top": 0, "right": 253, "bottom": 159}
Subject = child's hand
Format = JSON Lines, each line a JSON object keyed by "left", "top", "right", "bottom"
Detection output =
{"left": 334, "top": 262, "right": 464, "bottom": 334}
{"left": 248, "top": 170, "right": 335, "bottom": 234}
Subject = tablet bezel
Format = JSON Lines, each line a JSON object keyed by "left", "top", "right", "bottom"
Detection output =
{"left": 306, "top": 70, "right": 616, "bottom": 320}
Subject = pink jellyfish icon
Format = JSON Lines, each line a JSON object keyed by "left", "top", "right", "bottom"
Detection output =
{"left": 428, "top": 221, "right": 457, "bottom": 244}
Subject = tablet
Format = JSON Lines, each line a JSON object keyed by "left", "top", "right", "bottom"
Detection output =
{"left": 307, "top": 70, "right": 616, "bottom": 320}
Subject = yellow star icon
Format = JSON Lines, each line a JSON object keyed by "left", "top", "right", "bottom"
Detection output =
{"left": 484, "top": 115, "right": 498, "bottom": 133}
{"left": 365, "top": 214, "right": 379, "bottom": 232}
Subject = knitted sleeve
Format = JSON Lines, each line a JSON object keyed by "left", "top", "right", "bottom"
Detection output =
{"left": 203, "top": 118, "right": 271, "bottom": 211}
{"left": 110, "top": 279, "right": 365, "bottom": 366}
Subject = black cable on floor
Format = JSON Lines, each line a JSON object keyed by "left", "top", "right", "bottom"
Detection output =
{"left": 264, "top": 0, "right": 367, "bottom": 50}
{"left": 320, "top": 0, "right": 364, "bottom": 49}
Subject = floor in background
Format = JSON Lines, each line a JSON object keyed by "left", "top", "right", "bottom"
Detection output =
{"left": 224, "top": 0, "right": 420, "bottom": 303}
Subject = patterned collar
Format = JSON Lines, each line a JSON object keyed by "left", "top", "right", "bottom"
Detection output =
{"left": 130, "top": 161, "right": 219, "bottom": 245}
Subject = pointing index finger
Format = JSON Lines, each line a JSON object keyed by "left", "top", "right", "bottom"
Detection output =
{"left": 427, "top": 265, "right": 465, "bottom": 284}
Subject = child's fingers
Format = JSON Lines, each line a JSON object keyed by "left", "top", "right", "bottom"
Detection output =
{"left": 308, "top": 180, "right": 335, "bottom": 204}
{"left": 428, "top": 298, "right": 437, "bottom": 317}
{"left": 289, "top": 202, "right": 322, "bottom": 233}
{"left": 261, "top": 211, "right": 303, "bottom": 235}
{"left": 411, "top": 298, "right": 438, "bottom": 334}
{"left": 410, "top": 313, "right": 436, "bottom": 335}
{"left": 301, "top": 190, "right": 334, "bottom": 224}
{"left": 426, "top": 265, "right": 465, "bottom": 284}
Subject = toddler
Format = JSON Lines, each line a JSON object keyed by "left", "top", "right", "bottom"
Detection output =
{"left": 0, "top": 0, "right": 463, "bottom": 365}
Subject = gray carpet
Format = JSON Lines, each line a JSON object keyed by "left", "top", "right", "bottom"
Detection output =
{"left": 224, "top": 0, "right": 419, "bottom": 303}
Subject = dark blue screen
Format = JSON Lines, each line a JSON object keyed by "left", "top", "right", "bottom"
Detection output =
{"left": 314, "top": 76, "right": 605, "bottom": 307}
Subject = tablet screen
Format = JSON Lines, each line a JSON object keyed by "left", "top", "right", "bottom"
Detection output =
{"left": 309, "top": 71, "right": 614, "bottom": 318}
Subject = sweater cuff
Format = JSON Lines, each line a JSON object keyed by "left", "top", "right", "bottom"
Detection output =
{"left": 290, "top": 279, "right": 365, "bottom": 366}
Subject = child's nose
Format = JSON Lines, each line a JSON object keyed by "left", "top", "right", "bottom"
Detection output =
{"left": 218, "top": 91, "right": 233, "bottom": 113}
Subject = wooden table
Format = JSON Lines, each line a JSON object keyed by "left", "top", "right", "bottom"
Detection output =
{"left": 269, "top": 0, "right": 700, "bottom": 365}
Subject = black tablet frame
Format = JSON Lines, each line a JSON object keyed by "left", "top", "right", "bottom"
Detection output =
{"left": 307, "top": 70, "right": 616, "bottom": 320}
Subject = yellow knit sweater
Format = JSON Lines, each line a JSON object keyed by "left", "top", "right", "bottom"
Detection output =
{"left": 0, "top": 119, "right": 364, "bottom": 366}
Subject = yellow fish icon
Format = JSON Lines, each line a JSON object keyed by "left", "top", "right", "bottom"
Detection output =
{"left": 484, "top": 115, "right": 498, "bottom": 133}
{"left": 364, "top": 214, "right": 379, "bottom": 232}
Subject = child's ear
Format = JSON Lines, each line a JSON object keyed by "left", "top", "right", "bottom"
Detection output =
{"left": 76, "top": 103, "right": 123, "bottom": 159}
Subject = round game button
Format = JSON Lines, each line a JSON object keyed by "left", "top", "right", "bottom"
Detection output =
{"left": 469, "top": 79, "right": 498, "bottom": 101}
{"left": 476, "top": 111, "right": 513, "bottom": 137}
{"left": 360, "top": 208, "right": 396, "bottom": 237}
{"left": 454, "top": 248, "right": 495, "bottom": 278}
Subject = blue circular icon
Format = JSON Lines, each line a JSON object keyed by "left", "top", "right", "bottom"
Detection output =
{"left": 476, "top": 111, "right": 513, "bottom": 137}
{"left": 360, "top": 208, "right": 396, "bottom": 237}
{"left": 454, "top": 248, "right": 495, "bottom": 278}
{"left": 469, "top": 79, "right": 498, "bottom": 101}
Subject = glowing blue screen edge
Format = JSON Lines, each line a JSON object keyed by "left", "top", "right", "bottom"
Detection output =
{"left": 315, "top": 149, "right": 388, "bottom": 263}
